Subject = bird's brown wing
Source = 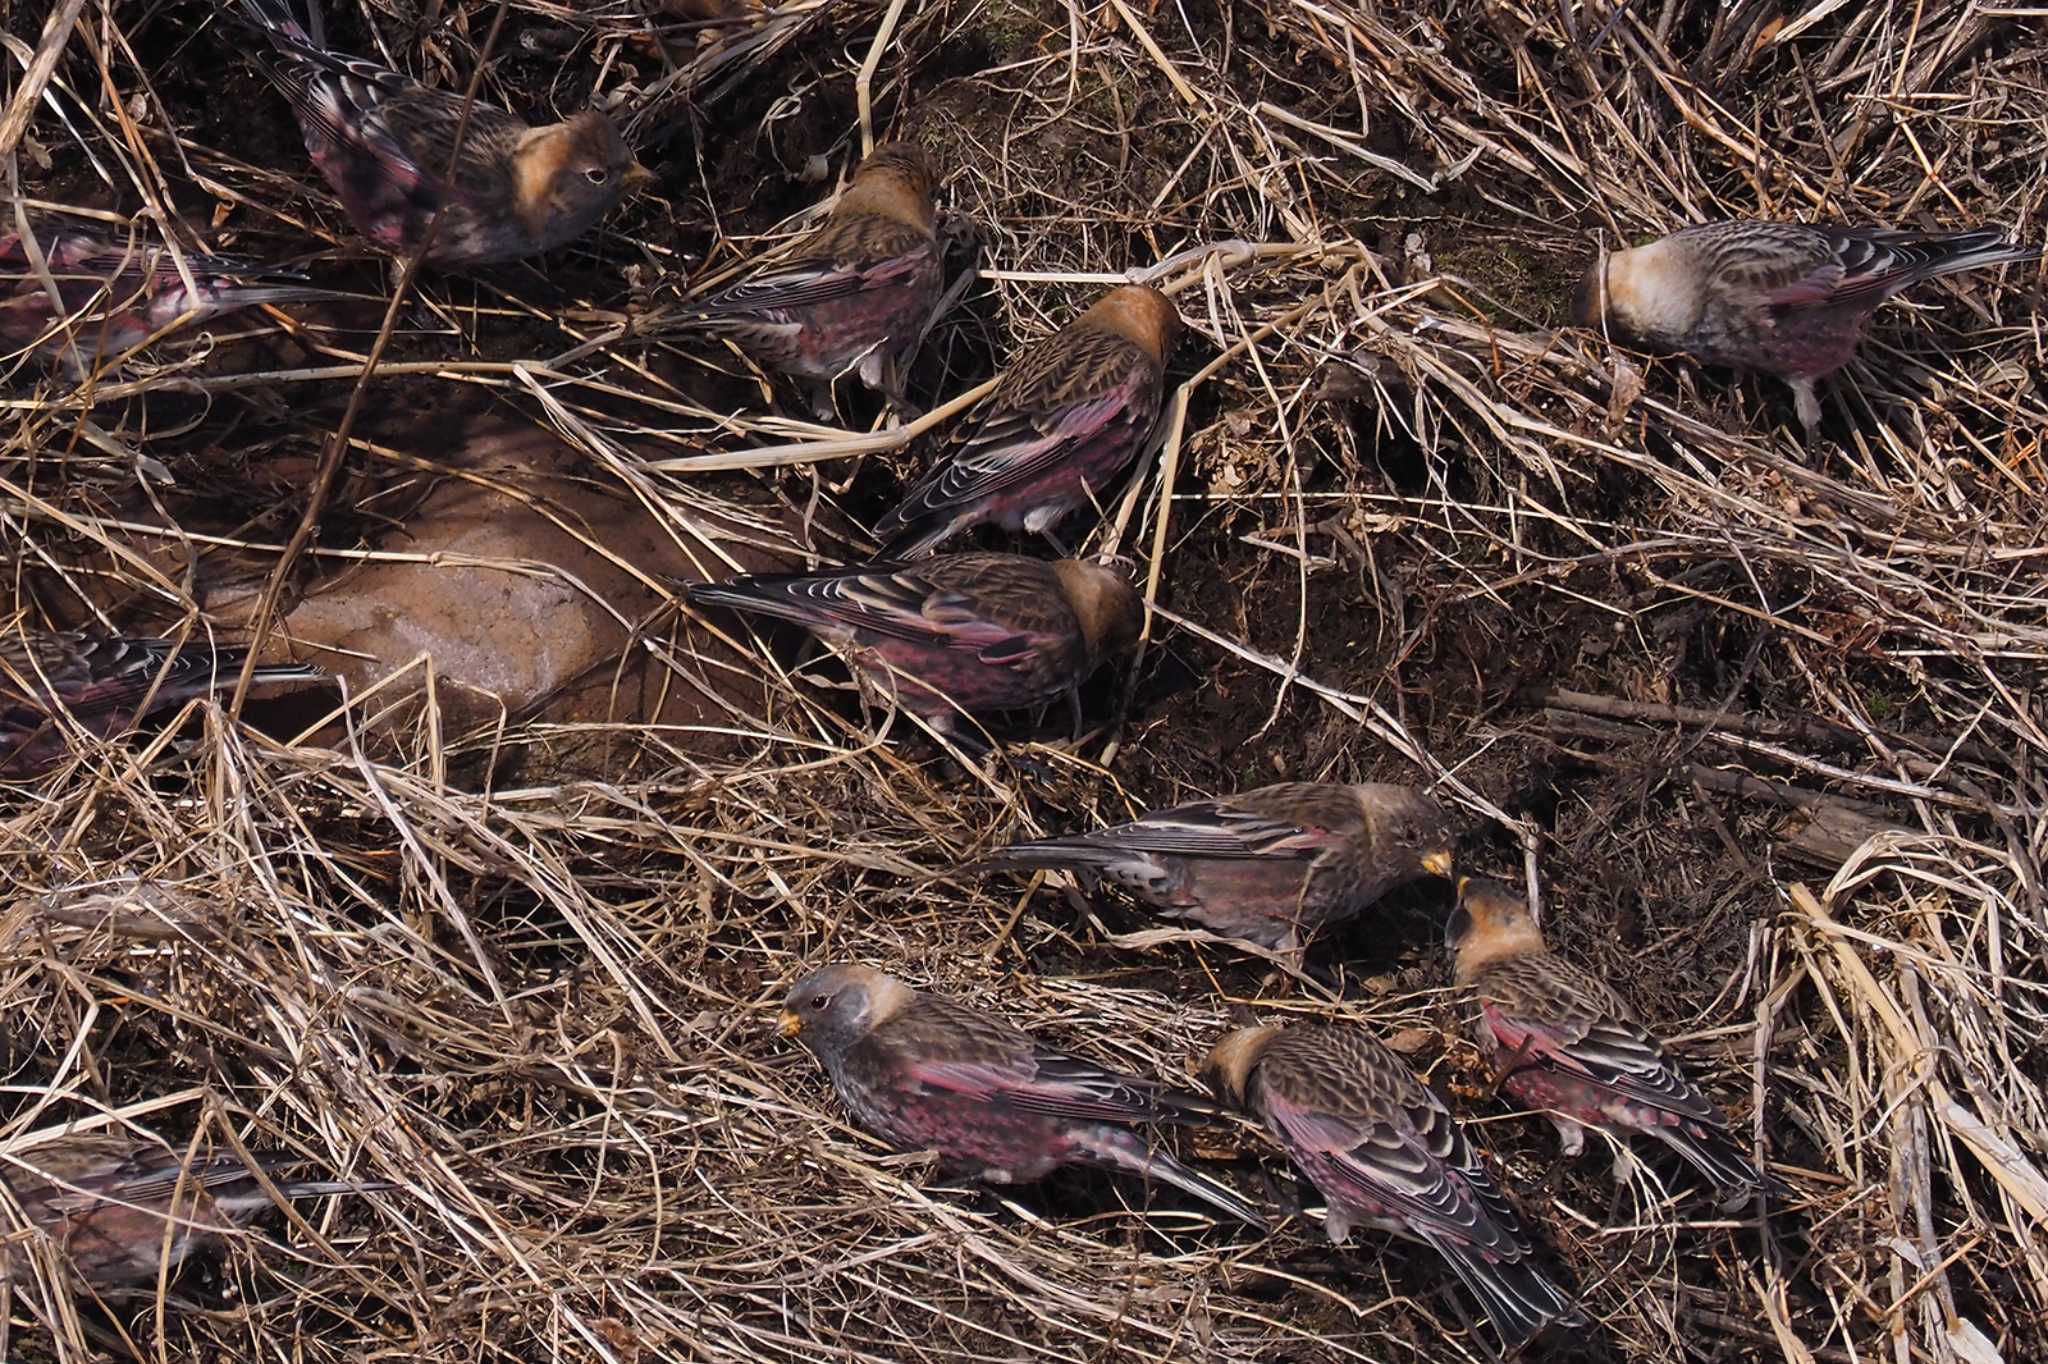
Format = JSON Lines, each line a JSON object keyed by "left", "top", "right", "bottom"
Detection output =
{"left": 690, "top": 560, "right": 1070, "bottom": 669}
{"left": 1261, "top": 1029, "right": 1530, "bottom": 1256}
{"left": 1034, "top": 789, "right": 1335, "bottom": 863}
{"left": 6, "top": 1141, "right": 255, "bottom": 1218}
{"left": 692, "top": 216, "right": 936, "bottom": 320}
{"left": 914, "top": 555, "right": 1086, "bottom": 666}
{"left": 0, "top": 633, "right": 217, "bottom": 718}
{"left": 1680, "top": 220, "right": 2029, "bottom": 315}
{"left": 245, "top": 20, "right": 527, "bottom": 206}
{"left": 883, "top": 993, "right": 1203, "bottom": 1125}
{"left": 884, "top": 333, "right": 1158, "bottom": 524}
{"left": 1479, "top": 954, "right": 1724, "bottom": 1125}
{"left": 1677, "top": 222, "right": 1847, "bottom": 311}
{"left": 359, "top": 85, "right": 531, "bottom": 203}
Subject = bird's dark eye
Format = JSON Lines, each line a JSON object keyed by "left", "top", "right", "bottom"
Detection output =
{"left": 810, "top": 994, "right": 829, "bottom": 1011}
{"left": 585, "top": 167, "right": 609, "bottom": 186}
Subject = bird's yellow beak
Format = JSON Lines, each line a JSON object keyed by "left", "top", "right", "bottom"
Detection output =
{"left": 622, "top": 159, "right": 658, "bottom": 191}
{"left": 1422, "top": 848, "right": 1456, "bottom": 879}
{"left": 775, "top": 1009, "right": 803, "bottom": 1039}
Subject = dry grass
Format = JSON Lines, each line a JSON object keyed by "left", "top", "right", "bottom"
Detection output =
{"left": 4, "top": 1, "right": 2047, "bottom": 1361}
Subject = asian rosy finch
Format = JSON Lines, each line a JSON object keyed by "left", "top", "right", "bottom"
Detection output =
{"left": 0, "top": 629, "right": 324, "bottom": 774}
{"left": 778, "top": 964, "right": 1265, "bottom": 1227}
{"left": 236, "top": 0, "right": 652, "bottom": 267}
{"left": 1206, "top": 1023, "right": 1581, "bottom": 1346}
{"left": 671, "top": 142, "right": 944, "bottom": 417}
{"left": 0, "top": 1133, "right": 388, "bottom": 1288}
{"left": 685, "top": 553, "right": 1140, "bottom": 745}
{"left": 2, "top": 219, "right": 345, "bottom": 370}
{"left": 1447, "top": 878, "right": 1771, "bottom": 1200}
{"left": 1573, "top": 220, "right": 2039, "bottom": 434}
{"left": 982, "top": 781, "right": 1454, "bottom": 953}
{"left": 875, "top": 283, "right": 1179, "bottom": 559}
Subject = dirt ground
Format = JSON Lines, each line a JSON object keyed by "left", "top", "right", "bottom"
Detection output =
{"left": 4, "top": 2, "right": 2046, "bottom": 1362}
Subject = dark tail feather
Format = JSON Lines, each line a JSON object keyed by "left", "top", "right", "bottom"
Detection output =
{"left": 241, "top": 660, "right": 330, "bottom": 691}
{"left": 211, "top": 281, "right": 358, "bottom": 311}
{"left": 210, "top": 648, "right": 327, "bottom": 687}
{"left": 236, "top": 0, "right": 323, "bottom": 48}
{"left": 1069, "top": 1126, "right": 1268, "bottom": 1229}
{"left": 977, "top": 835, "right": 1115, "bottom": 877}
{"left": 1427, "top": 1235, "right": 1585, "bottom": 1346}
{"left": 873, "top": 514, "right": 948, "bottom": 562}
{"left": 1662, "top": 1122, "right": 1776, "bottom": 1199}
{"left": 684, "top": 579, "right": 823, "bottom": 631}
{"left": 72, "top": 639, "right": 324, "bottom": 714}
{"left": 1916, "top": 229, "right": 2041, "bottom": 281}
{"left": 211, "top": 1174, "right": 397, "bottom": 1223}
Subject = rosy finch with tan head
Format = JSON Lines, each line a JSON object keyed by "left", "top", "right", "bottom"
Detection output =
{"left": 236, "top": 0, "right": 652, "bottom": 267}
{"left": 875, "top": 283, "right": 1179, "bottom": 559}
{"left": 686, "top": 553, "right": 1140, "bottom": 747}
{"left": 1206, "top": 1021, "right": 1582, "bottom": 1346}
{"left": 1447, "top": 877, "right": 1773, "bottom": 1200}
{"left": 1574, "top": 220, "right": 2038, "bottom": 434}
{"left": 672, "top": 142, "right": 945, "bottom": 418}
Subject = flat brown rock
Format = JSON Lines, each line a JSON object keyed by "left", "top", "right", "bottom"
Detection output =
{"left": 224, "top": 409, "right": 799, "bottom": 772}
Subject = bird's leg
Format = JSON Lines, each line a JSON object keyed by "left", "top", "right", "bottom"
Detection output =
{"left": 1788, "top": 376, "right": 1822, "bottom": 440}
{"left": 880, "top": 359, "right": 924, "bottom": 424}
{"left": 1608, "top": 1142, "right": 1637, "bottom": 1187}
{"left": 1534, "top": 1113, "right": 1587, "bottom": 1198}
{"left": 1603, "top": 1140, "right": 1641, "bottom": 1226}
{"left": 1485, "top": 1037, "right": 1543, "bottom": 1100}
{"left": 1065, "top": 685, "right": 1086, "bottom": 743}
{"left": 388, "top": 258, "right": 441, "bottom": 334}
{"left": 804, "top": 380, "right": 840, "bottom": 425}
{"left": 934, "top": 713, "right": 986, "bottom": 760}
{"left": 937, "top": 717, "right": 1051, "bottom": 782}
{"left": 1037, "top": 528, "right": 1074, "bottom": 558}
{"left": 999, "top": 746, "right": 1059, "bottom": 783}
{"left": 1252, "top": 939, "right": 1326, "bottom": 995}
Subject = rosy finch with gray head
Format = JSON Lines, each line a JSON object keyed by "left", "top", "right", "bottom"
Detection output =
{"left": 981, "top": 781, "right": 1454, "bottom": 953}
{"left": 778, "top": 964, "right": 1265, "bottom": 1227}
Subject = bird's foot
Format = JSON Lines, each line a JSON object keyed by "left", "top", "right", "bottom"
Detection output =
{"left": 1790, "top": 377, "right": 1822, "bottom": 441}
{"left": 804, "top": 381, "right": 841, "bottom": 425}
{"left": 1608, "top": 1143, "right": 1637, "bottom": 1187}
